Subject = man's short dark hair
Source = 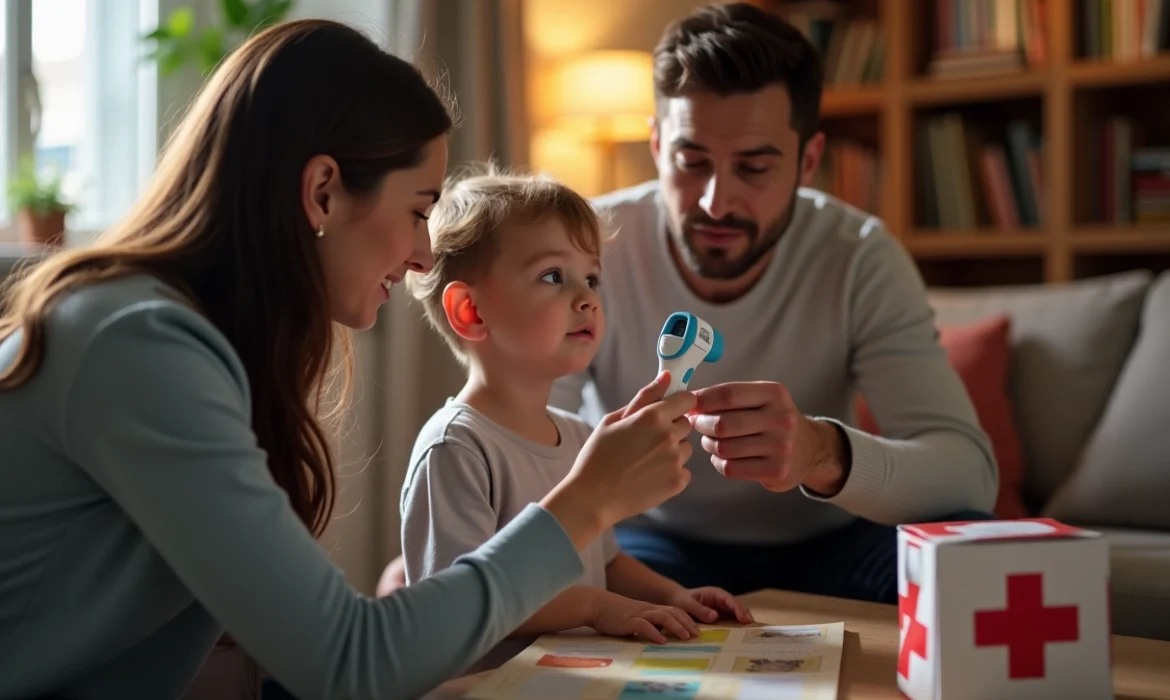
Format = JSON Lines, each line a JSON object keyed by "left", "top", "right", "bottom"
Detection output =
{"left": 653, "top": 2, "right": 823, "bottom": 145}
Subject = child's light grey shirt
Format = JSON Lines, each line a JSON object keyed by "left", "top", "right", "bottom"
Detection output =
{"left": 400, "top": 400, "right": 621, "bottom": 670}
{"left": 401, "top": 400, "right": 620, "bottom": 588}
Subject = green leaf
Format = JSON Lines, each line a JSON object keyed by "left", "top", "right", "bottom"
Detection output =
{"left": 197, "top": 27, "right": 226, "bottom": 73}
{"left": 250, "top": 0, "right": 294, "bottom": 30}
{"left": 221, "top": 0, "right": 249, "bottom": 28}
{"left": 165, "top": 7, "right": 195, "bottom": 37}
{"left": 159, "top": 43, "right": 190, "bottom": 76}
{"left": 141, "top": 0, "right": 299, "bottom": 78}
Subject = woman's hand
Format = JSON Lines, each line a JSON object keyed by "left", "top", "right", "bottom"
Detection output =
{"left": 541, "top": 371, "right": 695, "bottom": 549}
{"left": 587, "top": 591, "right": 699, "bottom": 645}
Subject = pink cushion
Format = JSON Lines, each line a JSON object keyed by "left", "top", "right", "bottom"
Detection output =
{"left": 856, "top": 314, "right": 1028, "bottom": 519}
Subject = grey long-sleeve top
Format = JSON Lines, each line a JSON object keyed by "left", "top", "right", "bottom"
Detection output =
{"left": 0, "top": 273, "right": 585, "bottom": 700}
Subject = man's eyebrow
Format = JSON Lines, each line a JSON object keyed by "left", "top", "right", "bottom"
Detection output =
{"left": 736, "top": 144, "right": 783, "bottom": 158}
{"left": 671, "top": 138, "right": 708, "bottom": 153}
{"left": 669, "top": 138, "right": 783, "bottom": 158}
{"left": 417, "top": 189, "right": 441, "bottom": 203}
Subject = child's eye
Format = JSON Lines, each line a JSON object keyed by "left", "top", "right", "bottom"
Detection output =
{"left": 413, "top": 211, "right": 429, "bottom": 226}
{"left": 587, "top": 275, "right": 600, "bottom": 289}
{"left": 540, "top": 270, "right": 563, "bottom": 284}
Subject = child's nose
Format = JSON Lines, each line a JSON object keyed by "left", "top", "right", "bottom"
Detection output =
{"left": 574, "top": 294, "right": 598, "bottom": 311}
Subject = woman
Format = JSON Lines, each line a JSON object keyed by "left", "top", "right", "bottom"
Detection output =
{"left": 0, "top": 20, "right": 696, "bottom": 700}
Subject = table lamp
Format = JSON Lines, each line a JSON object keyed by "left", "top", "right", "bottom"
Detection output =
{"left": 554, "top": 50, "right": 654, "bottom": 193}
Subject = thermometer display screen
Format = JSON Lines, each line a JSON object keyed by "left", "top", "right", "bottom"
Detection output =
{"left": 668, "top": 318, "right": 688, "bottom": 337}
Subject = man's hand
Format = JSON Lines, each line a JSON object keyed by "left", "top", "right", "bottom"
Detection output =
{"left": 690, "top": 381, "right": 850, "bottom": 496}
{"left": 376, "top": 555, "right": 407, "bottom": 598}
{"left": 665, "top": 587, "right": 754, "bottom": 625}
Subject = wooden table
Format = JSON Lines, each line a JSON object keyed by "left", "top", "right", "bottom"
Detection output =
{"left": 425, "top": 589, "right": 1170, "bottom": 699}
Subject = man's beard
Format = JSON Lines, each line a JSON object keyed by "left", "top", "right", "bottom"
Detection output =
{"left": 668, "top": 186, "right": 798, "bottom": 280}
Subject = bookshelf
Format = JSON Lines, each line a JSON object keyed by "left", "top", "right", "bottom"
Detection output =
{"left": 759, "top": 0, "right": 1170, "bottom": 287}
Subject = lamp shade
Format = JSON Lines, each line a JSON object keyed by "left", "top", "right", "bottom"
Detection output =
{"left": 555, "top": 50, "right": 655, "bottom": 143}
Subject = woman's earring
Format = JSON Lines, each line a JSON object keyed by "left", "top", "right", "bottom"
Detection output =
{"left": 316, "top": 224, "right": 325, "bottom": 238}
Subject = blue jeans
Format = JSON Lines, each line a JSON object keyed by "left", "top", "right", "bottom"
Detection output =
{"left": 615, "top": 510, "right": 996, "bottom": 605}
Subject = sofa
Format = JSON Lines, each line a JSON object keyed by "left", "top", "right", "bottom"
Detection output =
{"left": 922, "top": 268, "right": 1170, "bottom": 642}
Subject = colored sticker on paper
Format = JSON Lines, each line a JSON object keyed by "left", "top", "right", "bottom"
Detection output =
{"left": 665, "top": 629, "right": 730, "bottom": 644}
{"left": 536, "top": 654, "right": 612, "bottom": 668}
{"left": 642, "top": 645, "right": 722, "bottom": 654}
{"left": 736, "top": 677, "right": 805, "bottom": 700}
{"left": 619, "top": 680, "right": 700, "bottom": 699}
{"left": 732, "top": 656, "right": 822, "bottom": 674}
{"left": 633, "top": 657, "right": 711, "bottom": 672}
{"left": 552, "top": 641, "right": 625, "bottom": 656}
{"left": 743, "top": 626, "right": 824, "bottom": 643}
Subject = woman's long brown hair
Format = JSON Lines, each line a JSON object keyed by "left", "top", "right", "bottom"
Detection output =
{"left": 0, "top": 20, "right": 452, "bottom": 538}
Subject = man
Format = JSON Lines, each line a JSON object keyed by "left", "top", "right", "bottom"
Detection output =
{"left": 380, "top": 2, "right": 995, "bottom": 604}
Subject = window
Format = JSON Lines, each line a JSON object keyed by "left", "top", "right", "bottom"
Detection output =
{"left": 1, "top": 0, "right": 157, "bottom": 242}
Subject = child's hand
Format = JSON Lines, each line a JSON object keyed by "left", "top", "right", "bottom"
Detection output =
{"left": 588, "top": 592, "right": 699, "bottom": 644}
{"left": 665, "top": 587, "right": 754, "bottom": 625}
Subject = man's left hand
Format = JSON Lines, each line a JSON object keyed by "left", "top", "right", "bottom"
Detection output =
{"left": 690, "top": 381, "right": 850, "bottom": 496}
{"left": 665, "top": 586, "right": 754, "bottom": 625}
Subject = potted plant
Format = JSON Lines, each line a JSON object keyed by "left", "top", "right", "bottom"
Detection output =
{"left": 7, "top": 159, "right": 75, "bottom": 247}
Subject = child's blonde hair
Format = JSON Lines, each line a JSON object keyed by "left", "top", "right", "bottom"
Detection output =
{"left": 406, "top": 163, "right": 606, "bottom": 367}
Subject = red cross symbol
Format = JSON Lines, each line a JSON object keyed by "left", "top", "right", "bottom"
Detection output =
{"left": 898, "top": 582, "right": 928, "bottom": 679}
{"left": 974, "top": 573, "right": 1079, "bottom": 679}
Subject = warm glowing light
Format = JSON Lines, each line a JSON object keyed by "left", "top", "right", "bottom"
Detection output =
{"left": 554, "top": 50, "right": 655, "bottom": 142}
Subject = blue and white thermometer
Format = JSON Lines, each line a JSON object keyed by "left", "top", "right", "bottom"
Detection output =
{"left": 656, "top": 312, "right": 723, "bottom": 397}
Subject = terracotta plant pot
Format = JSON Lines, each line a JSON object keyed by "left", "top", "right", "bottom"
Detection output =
{"left": 17, "top": 208, "right": 66, "bottom": 246}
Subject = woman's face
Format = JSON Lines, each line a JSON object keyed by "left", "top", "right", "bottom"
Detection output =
{"left": 308, "top": 135, "right": 449, "bottom": 330}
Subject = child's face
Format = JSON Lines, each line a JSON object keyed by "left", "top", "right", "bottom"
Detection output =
{"left": 473, "top": 216, "right": 604, "bottom": 379}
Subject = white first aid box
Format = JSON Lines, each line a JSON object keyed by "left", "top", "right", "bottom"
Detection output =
{"left": 896, "top": 518, "right": 1112, "bottom": 700}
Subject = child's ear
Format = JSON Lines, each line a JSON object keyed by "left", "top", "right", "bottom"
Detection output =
{"left": 442, "top": 282, "right": 487, "bottom": 342}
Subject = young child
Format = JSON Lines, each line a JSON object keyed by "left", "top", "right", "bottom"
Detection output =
{"left": 400, "top": 167, "right": 752, "bottom": 670}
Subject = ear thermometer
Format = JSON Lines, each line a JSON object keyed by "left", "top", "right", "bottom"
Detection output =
{"left": 656, "top": 312, "right": 724, "bottom": 397}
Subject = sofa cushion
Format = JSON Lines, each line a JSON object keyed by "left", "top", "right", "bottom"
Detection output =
{"left": 1091, "top": 527, "right": 1170, "bottom": 641}
{"left": 927, "top": 271, "right": 1151, "bottom": 511}
{"left": 1044, "top": 271, "right": 1170, "bottom": 530}
{"left": 856, "top": 314, "right": 1027, "bottom": 519}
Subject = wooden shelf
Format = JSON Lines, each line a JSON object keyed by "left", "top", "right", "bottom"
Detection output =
{"left": 748, "top": 0, "right": 1170, "bottom": 286}
{"left": 905, "top": 70, "right": 1047, "bottom": 107}
{"left": 821, "top": 86, "right": 885, "bottom": 117}
{"left": 1068, "top": 55, "right": 1170, "bottom": 88}
{"left": 1072, "top": 227, "right": 1170, "bottom": 253}
{"left": 902, "top": 232, "right": 1048, "bottom": 259}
